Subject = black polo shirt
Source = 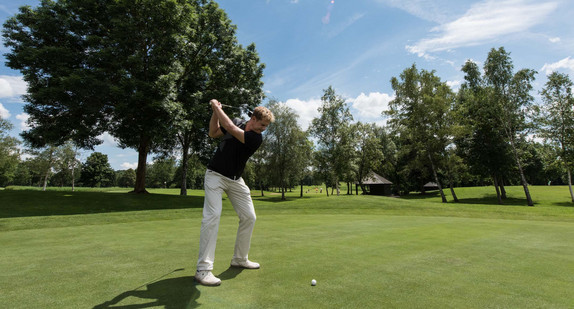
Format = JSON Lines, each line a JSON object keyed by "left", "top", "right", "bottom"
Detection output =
{"left": 207, "top": 118, "right": 263, "bottom": 180}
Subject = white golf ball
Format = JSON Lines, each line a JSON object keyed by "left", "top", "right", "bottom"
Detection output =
{"left": 311, "top": 279, "right": 317, "bottom": 286}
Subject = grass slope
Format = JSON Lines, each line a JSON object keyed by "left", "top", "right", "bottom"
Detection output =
{"left": 1, "top": 185, "right": 574, "bottom": 308}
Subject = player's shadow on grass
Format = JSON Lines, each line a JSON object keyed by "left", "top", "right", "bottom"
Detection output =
{"left": 92, "top": 276, "right": 200, "bottom": 309}
{"left": 217, "top": 266, "right": 244, "bottom": 280}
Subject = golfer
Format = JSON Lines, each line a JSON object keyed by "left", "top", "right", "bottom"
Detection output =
{"left": 195, "top": 99, "right": 274, "bottom": 286}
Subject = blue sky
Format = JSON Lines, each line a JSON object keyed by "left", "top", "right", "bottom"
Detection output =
{"left": 1, "top": 0, "right": 573, "bottom": 170}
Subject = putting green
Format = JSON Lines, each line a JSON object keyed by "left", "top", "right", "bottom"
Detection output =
{"left": 1, "top": 212, "right": 573, "bottom": 308}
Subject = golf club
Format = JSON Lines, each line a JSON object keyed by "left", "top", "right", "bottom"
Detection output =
{"left": 220, "top": 103, "right": 253, "bottom": 117}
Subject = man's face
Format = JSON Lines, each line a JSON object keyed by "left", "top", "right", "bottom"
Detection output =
{"left": 250, "top": 118, "right": 271, "bottom": 134}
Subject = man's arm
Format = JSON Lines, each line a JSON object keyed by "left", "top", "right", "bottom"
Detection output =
{"left": 208, "top": 112, "right": 224, "bottom": 138}
{"left": 210, "top": 99, "right": 245, "bottom": 143}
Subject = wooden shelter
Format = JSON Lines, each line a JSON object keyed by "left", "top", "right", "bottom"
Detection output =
{"left": 358, "top": 171, "right": 393, "bottom": 196}
{"left": 423, "top": 182, "right": 439, "bottom": 191}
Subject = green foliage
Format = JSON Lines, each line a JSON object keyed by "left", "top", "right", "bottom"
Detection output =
{"left": 173, "top": 155, "right": 206, "bottom": 190}
{"left": 456, "top": 47, "right": 537, "bottom": 205}
{"left": 2, "top": 0, "right": 265, "bottom": 193}
{"left": 0, "top": 119, "right": 20, "bottom": 186}
{"left": 79, "top": 152, "right": 115, "bottom": 187}
{"left": 116, "top": 169, "right": 136, "bottom": 188}
{"left": 264, "top": 100, "right": 313, "bottom": 199}
{"left": 146, "top": 157, "right": 177, "bottom": 188}
{"left": 457, "top": 60, "right": 513, "bottom": 180}
{"left": 354, "top": 122, "right": 383, "bottom": 193}
{"left": 386, "top": 64, "right": 455, "bottom": 200}
{"left": 538, "top": 72, "right": 574, "bottom": 171}
{"left": 309, "top": 86, "right": 353, "bottom": 194}
{"left": 50, "top": 141, "right": 81, "bottom": 187}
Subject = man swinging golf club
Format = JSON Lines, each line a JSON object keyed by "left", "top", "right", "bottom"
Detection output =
{"left": 195, "top": 99, "right": 274, "bottom": 286}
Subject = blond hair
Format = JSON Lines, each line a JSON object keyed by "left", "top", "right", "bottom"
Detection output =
{"left": 252, "top": 106, "right": 275, "bottom": 123}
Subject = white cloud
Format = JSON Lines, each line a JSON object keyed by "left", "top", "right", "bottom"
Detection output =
{"left": 0, "top": 103, "right": 10, "bottom": 119}
{"left": 282, "top": 98, "right": 322, "bottom": 131}
{"left": 120, "top": 162, "right": 138, "bottom": 170}
{"left": 97, "top": 132, "right": 119, "bottom": 147}
{"left": 376, "top": 0, "right": 469, "bottom": 24}
{"left": 549, "top": 37, "right": 561, "bottom": 43}
{"left": 540, "top": 57, "right": 574, "bottom": 75}
{"left": 350, "top": 92, "right": 393, "bottom": 124}
{"left": 15, "top": 113, "right": 30, "bottom": 131}
{"left": 280, "top": 93, "right": 394, "bottom": 130}
{"left": 446, "top": 80, "right": 462, "bottom": 90}
{"left": 406, "top": 0, "right": 558, "bottom": 58}
{"left": 0, "top": 75, "right": 27, "bottom": 99}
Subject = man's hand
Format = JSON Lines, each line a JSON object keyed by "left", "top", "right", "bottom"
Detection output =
{"left": 210, "top": 99, "right": 222, "bottom": 110}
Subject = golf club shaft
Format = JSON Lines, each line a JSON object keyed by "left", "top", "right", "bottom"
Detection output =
{"left": 220, "top": 103, "right": 241, "bottom": 110}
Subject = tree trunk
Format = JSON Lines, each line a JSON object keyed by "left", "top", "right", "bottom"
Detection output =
{"left": 505, "top": 129, "right": 533, "bottom": 205}
{"left": 493, "top": 174, "right": 503, "bottom": 205}
{"left": 42, "top": 172, "right": 49, "bottom": 191}
{"left": 568, "top": 169, "right": 574, "bottom": 203}
{"left": 42, "top": 148, "right": 55, "bottom": 191}
{"left": 499, "top": 176, "right": 507, "bottom": 199}
{"left": 519, "top": 172, "right": 534, "bottom": 206}
{"left": 449, "top": 181, "right": 459, "bottom": 203}
{"left": 300, "top": 183, "right": 303, "bottom": 197}
{"left": 133, "top": 137, "right": 150, "bottom": 194}
{"left": 325, "top": 183, "right": 329, "bottom": 197}
{"left": 445, "top": 158, "right": 458, "bottom": 202}
{"left": 428, "top": 153, "right": 447, "bottom": 203}
{"left": 71, "top": 160, "right": 75, "bottom": 192}
{"left": 259, "top": 180, "right": 264, "bottom": 197}
{"left": 509, "top": 139, "right": 534, "bottom": 206}
{"left": 180, "top": 146, "right": 189, "bottom": 196}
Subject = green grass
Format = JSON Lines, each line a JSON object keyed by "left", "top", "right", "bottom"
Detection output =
{"left": 1, "top": 186, "right": 574, "bottom": 308}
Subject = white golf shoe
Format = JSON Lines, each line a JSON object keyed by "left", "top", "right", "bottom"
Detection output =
{"left": 194, "top": 270, "right": 221, "bottom": 286}
{"left": 230, "top": 259, "right": 260, "bottom": 269}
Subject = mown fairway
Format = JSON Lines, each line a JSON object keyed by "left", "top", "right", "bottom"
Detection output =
{"left": 1, "top": 186, "right": 574, "bottom": 308}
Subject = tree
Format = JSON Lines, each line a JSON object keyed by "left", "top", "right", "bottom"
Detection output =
{"left": 117, "top": 169, "right": 136, "bottom": 188}
{"left": 457, "top": 59, "right": 515, "bottom": 204}
{"left": 484, "top": 47, "right": 536, "bottom": 206}
{"left": 168, "top": 2, "right": 265, "bottom": 196}
{"left": 173, "top": 154, "right": 206, "bottom": 190}
{"left": 376, "top": 126, "right": 403, "bottom": 195}
{"left": 52, "top": 141, "right": 81, "bottom": 190}
{"left": 354, "top": 122, "right": 383, "bottom": 194}
{"left": 386, "top": 64, "right": 455, "bottom": 203}
{"left": 0, "top": 119, "right": 20, "bottom": 187}
{"left": 25, "top": 146, "right": 58, "bottom": 191}
{"left": 309, "top": 86, "right": 353, "bottom": 196}
{"left": 250, "top": 139, "right": 271, "bottom": 197}
{"left": 264, "top": 100, "right": 312, "bottom": 200}
{"left": 80, "top": 152, "right": 115, "bottom": 187}
{"left": 538, "top": 72, "right": 574, "bottom": 201}
{"left": 3, "top": 0, "right": 249, "bottom": 194}
{"left": 146, "top": 157, "right": 177, "bottom": 188}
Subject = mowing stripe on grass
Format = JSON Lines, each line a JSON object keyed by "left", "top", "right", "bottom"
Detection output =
{"left": 2, "top": 213, "right": 574, "bottom": 308}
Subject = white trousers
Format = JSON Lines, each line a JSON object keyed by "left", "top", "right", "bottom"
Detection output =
{"left": 197, "top": 170, "right": 257, "bottom": 271}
